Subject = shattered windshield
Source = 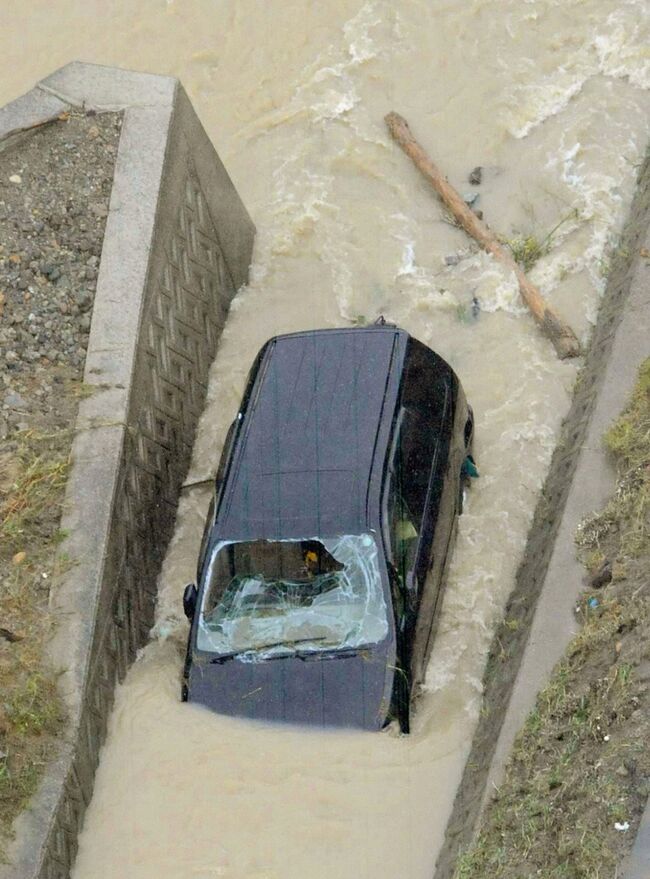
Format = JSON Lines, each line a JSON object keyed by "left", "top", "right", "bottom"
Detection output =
{"left": 196, "top": 534, "right": 388, "bottom": 657}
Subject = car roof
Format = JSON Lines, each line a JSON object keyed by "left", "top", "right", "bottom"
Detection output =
{"left": 215, "top": 328, "right": 408, "bottom": 541}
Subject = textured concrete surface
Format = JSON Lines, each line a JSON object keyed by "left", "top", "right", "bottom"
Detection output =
{"left": 0, "top": 88, "right": 69, "bottom": 154}
{"left": 39, "top": 61, "right": 177, "bottom": 110}
{"left": 435, "top": 154, "right": 650, "bottom": 879}
{"left": 0, "top": 63, "right": 254, "bottom": 879}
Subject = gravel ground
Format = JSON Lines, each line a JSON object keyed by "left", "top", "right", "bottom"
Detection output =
{"left": 0, "top": 110, "right": 121, "bottom": 439}
{"left": 0, "top": 110, "right": 120, "bottom": 850}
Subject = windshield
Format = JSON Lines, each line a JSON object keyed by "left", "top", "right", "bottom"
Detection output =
{"left": 196, "top": 534, "right": 388, "bottom": 658}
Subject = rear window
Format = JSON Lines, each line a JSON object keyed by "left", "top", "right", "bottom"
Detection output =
{"left": 196, "top": 534, "right": 388, "bottom": 658}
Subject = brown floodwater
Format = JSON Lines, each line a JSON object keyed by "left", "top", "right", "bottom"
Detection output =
{"left": 2, "top": 1, "right": 649, "bottom": 877}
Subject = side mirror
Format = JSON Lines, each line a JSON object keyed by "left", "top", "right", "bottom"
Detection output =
{"left": 183, "top": 583, "right": 198, "bottom": 621}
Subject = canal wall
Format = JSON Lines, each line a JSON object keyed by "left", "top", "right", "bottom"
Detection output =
{"left": 1, "top": 63, "right": 255, "bottom": 879}
{"left": 434, "top": 152, "right": 650, "bottom": 878}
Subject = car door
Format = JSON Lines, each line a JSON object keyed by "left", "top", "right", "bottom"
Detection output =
{"left": 381, "top": 395, "right": 445, "bottom": 681}
{"left": 398, "top": 340, "right": 457, "bottom": 683}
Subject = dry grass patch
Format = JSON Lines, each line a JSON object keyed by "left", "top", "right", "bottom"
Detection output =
{"left": 0, "top": 428, "right": 70, "bottom": 857}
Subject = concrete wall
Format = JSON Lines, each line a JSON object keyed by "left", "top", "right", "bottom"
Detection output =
{"left": 0, "top": 63, "right": 255, "bottom": 879}
{"left": 434, "top": 153, "right": 650, "bottom": 878}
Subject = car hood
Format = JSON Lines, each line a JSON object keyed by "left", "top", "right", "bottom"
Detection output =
{"left": 186, "top": 643, "right": 395, "bottom": 731}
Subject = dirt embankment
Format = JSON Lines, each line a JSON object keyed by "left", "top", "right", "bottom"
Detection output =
{"left": 0, "top": 110, "right": 120, "bottom": 854}
{"left": 454, "top": 358, "right": 650, "bottom": 878}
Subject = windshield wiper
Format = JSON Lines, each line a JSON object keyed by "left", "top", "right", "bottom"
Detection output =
{"left": 296, "top": 645, "right": 360, "bottom": 661}
{"left": 209, "top": 636, "right": 334, "bottom": 663}
{"left": 209, "top": 651, "right": 240, "bottom": 664}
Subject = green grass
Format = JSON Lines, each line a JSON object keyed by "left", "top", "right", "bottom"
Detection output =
{"left": 7, "top": 674, "right": 61, "bottom": 736}
{"left": 0, "top": 429, "right": 70, "bottom": 551}
{"left": 578, "top": 358, "right": 650, "bottom": 559}
{"left": 506, "top": 210, "right": 579, "bottom": 273}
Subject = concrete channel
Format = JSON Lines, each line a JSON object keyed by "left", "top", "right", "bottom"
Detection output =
{"left": 1, "top": 62, "right": 648, "bottom": 879}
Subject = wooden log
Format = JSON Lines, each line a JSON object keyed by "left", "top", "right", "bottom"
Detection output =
{"left": 385, "top": 111, "right": 582, "bottom": 359}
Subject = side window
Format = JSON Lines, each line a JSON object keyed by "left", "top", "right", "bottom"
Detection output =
{"left": 386, "top": 427, "right": 418, "bottom": 585}
{"left": 399, "top": 340, "right": 450, "bottom": 528}
{"left": 399, "top": 407, "right": 431, "bottom": 529}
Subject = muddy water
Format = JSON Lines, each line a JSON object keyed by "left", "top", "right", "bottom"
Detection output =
{"left": 4, "top": 2, "right": 650, "bottom": 877}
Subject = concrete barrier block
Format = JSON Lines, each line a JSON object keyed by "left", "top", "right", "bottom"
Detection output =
{"left": 39, "top": 61, "right": 177, "bottom": 110}
{"left": 0, "top": 89, "right": 68, "bottom": 152}
{"left": 1, "top": 62, "right": 254, "bottom": 879}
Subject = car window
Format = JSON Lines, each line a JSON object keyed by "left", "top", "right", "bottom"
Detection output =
{"left": 398, "top": 341, "right": 451, "bottom": 528}
{"left": 196, "top": 534, "right": 388, "bottom": 657}
{"left": 387, "top": 442, "right": 418, "bottom": 585}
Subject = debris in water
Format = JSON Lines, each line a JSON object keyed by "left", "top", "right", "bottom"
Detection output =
{"left": 456, "top": 297, "right": 481, "bottom": 324}
{"left": 384, "top": 111, "right": 582, "bottom": 358}
{"left": 462, "top": 455, "right": 479, "bottom": 479}
{"left": 468, "top": 166, "right": 482, "bottom": 185}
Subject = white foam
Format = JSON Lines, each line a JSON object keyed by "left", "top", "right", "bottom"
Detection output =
{"left": 239, "top": 0, "right": 404, "bottom": 315}
{"left": 461, "top": 252, "right": 525, "bottom": 315}
{"left": 594, "top": 10, "right": 650, "bottom": 89}
{"left": 323, "top": 238, "right": 355, "bottom": 320}
{"left": 505, "top": 70, "right": 589, "bottom": 140}
{"left": 344, "top": 1, "right": 383, "bottom": 64}
{"left": 503, "top": 6, "right": 650, "bottom": 139}
{"left": 540, "top": 120, "right": 646, "bottom": 303}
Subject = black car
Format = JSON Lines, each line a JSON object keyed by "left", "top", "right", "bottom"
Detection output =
{"left": 182, "top": 326, "right": 475, "bottom": 732}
